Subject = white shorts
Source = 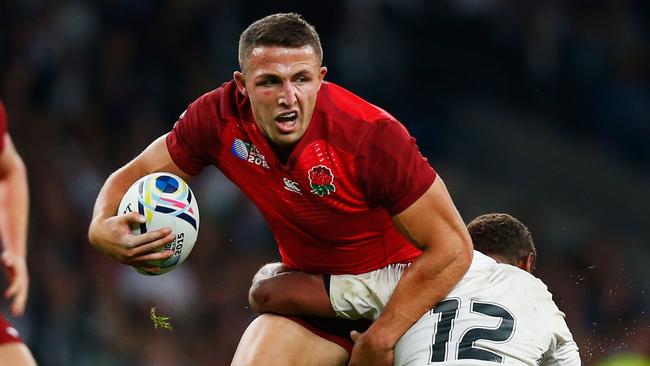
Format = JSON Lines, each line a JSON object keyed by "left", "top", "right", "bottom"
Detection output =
{"left": 329, "top": 263, "right": 410, "bottom": 321}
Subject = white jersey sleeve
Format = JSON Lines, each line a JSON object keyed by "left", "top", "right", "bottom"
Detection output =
{"left": 539, "top": 300, "right": 582, "bottom": 366}
{"left": 542, "top": 338, "right": 581, "bottom": 366}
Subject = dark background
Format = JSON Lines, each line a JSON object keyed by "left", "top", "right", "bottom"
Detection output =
{"left": 1, "top": 1, "right": 648, "bottom": 365}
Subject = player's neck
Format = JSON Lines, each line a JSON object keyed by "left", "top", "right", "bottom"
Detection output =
{"left": 267, "top": 137, "right": 297, "bottom": 165}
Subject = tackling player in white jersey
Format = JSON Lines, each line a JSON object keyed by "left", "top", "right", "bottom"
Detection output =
{"left": 249, "top": 213, "right": 581, "bottom": 365}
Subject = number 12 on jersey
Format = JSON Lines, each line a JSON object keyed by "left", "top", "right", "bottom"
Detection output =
{"left": 430, "top": 298, "right": 515, "bottom": 363}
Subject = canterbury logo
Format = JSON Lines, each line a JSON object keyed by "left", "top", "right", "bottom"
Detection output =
{"left": 283, "top": 178, "right": 301, "bottom": 194}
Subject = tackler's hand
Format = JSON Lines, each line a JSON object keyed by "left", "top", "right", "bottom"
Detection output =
{"left": 348, "top": 329, "right": 394, "bottom": 366}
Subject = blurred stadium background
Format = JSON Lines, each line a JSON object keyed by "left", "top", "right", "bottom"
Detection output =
{"left": 1, "top": 1, "right": 648, "bottom": 365}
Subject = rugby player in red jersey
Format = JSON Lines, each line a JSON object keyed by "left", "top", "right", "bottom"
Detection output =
{"left": 0, "top": 101, "right": 37, "bottom": 366}
{"left": 88, "top": 13, "right": 473, "bottom": 366}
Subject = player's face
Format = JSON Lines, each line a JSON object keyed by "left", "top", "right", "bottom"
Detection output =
{"left": 234, "top": 45, "right": 327, "bottom": 147}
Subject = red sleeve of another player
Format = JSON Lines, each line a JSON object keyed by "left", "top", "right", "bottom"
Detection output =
{"left": 359, "top": 119, "right": 437, "bottom": 216}
{"left": 0, "top": 101, "right": 8, "bottom": 153}
{"left": 166, "top": 93, "right": 220, "bottom": 176}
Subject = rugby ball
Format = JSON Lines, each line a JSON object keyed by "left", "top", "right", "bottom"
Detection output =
{"left": 118, "top": 172, "right": 200, "bottom": 275}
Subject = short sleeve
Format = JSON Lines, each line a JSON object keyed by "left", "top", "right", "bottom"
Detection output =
{"left": 358, "top": 119, "right": 436, "bottom": 216}
{"left": 0, "top": 101, "right": 8, "bottom": 153}
{"left": 542, "top": 338, "right": 581, "bottom": 366}
{"left": 542, "top": 301, "right": 582, "bottom": 365}
{"left": 166, "top": 93, "right": 221, "bottom": 176}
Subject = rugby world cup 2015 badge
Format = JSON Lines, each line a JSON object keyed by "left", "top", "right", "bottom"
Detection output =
{"left": 231, "top": 138, "right": 250, "bottom": 160}
{"left": 308, "top": 165, "right": 336, "bottom": 197}
{"left": 231, "top": 138, "right": 270, "bottom": 169}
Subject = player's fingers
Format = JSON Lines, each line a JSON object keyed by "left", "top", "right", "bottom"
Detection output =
{"left": 11, "top": 303, "right": 25, "bottom": 317}
{"left": 4, "top": 268, "right": 23, "bottom": 295}
{"left": 350, "top": 330, "right": 361, "bottom": 342}
{"left": 120, "top": 212, "right": 147, "bottom": 225}
{"left": 136, "top": 266, "right": 162, "bottom": 274}
{"left": 128, "top": 233, "right": 175, "bottom": 256}
{"left": 132, "top": 250, "right": 173, "bottom": 263}
{"left": 126, "top": 227, "right": 172, "bottom": 249}
{"left": 5, "top": 281, "right": 18, "bottom": 299}
{"left": 10, "top": 289, "right": 27, "bottom": 317}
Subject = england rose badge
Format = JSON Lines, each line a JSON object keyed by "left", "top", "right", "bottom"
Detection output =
{"left": 308, "top": 165, "right": 336, "bottom": 197}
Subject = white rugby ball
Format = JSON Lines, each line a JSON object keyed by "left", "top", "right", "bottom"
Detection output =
{"left": 118, "top": 172, "right": 200, "bottom": 275}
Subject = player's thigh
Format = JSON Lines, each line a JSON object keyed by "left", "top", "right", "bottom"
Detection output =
{"left": 0, "top": 342, "right": 38, "bottom": 366}
{"left": 231, "top": 313, "right": 348, "bottom": 366}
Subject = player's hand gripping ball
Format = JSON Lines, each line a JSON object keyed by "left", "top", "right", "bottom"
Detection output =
{"left": 118, "top": 172, "right": 200, "bottom": 275}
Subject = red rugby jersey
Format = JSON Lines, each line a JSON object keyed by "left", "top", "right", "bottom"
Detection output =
{"left": 0, "top": 101, "right": 7, "bottom": 152}
{"left": 167, "top": 81, "right": 436, "bottom": 274}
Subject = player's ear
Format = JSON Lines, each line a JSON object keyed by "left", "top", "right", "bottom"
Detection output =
{"left": 523, "top": 252, "right": 536, "bottom": 273}
{"left": 233, "top": 71, "right": 247, "bottom": 96}
{"left": 317, "top": 66, "right": 328, "bottom": 91}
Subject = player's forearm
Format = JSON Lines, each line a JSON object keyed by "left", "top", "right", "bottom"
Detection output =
{"left": 249, "top": 270, "right": 336, "bottom": 317}
{"left": 91, "top": 166, "right": 143, "bottom": 222}
{"left": 0, "top": 155, "right": 28, "bottom": 257}
{"left": 369, "top": 177, "right": 473, "bottom": 346}
{"left": 89, "top": 134, "right": 189, "bottom": 246}
{"left": 88, "top": 163, "right": 149, "bottom": 249}
{"left": 369, "top": 238, "right": 472, "bottom": 347}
